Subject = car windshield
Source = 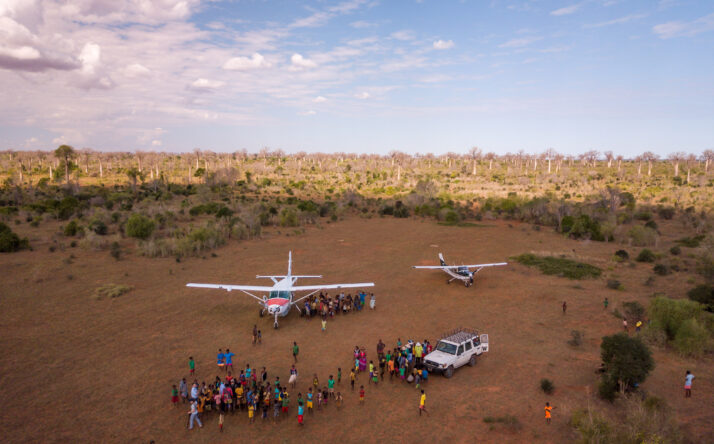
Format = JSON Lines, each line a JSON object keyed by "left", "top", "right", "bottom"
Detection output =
{"left": 436, "top": 341, "right": 457, "bottom": 355}
{"left": 269, "top": 291, "right": 290, "bottom": 299}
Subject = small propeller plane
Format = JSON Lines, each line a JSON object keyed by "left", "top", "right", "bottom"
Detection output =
{"left": 413, "top": 253, "right": 507, "bottom": 287}
{"left": 187, "top": 251, "right": 374, "bottom": 328}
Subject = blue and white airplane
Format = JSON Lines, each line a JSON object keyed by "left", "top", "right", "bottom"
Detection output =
{"left": 413, "top": 253, "right": 507, "bottom": 287}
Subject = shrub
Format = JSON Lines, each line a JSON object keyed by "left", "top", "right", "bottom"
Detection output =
{"left": 94, "top": 284, "right": 133, "bottom": 300}
{"left": 669, "top": 245, "right": 681, "bottom": 255}
{"left": 634, "top": 211, "right": 652, "bottom": 221}
{"left": 653, "top": 263, "right": 669, "bottom": 276}
{"left": 644, "top": 220, "right": 658, "bottom": 230}
{"left": 676, "top": 235, "right": 705, "bottom": 248}
{"left": 687, "top": 284, "right": 714, "bottom": 310}
{"left": 540, "top": 378, "right": 554, "bottom": 394}
{"left": 622, "top": 301, "right": 646, "bottom": 321}
{"left": 482, "top": 415, "right": 521, "bottom": 431}
{"left": 657, "top": 206, "right": 675, "bottom": 220}
{"left": 513, "top": 253, "right": 602, "bottom": 279}
{"left": 63, "top": 220, "right": 80, "bottom": 236}
{"left": 571, "top": 407, "right": 613, "bottom": 439}
{"left": 125, "top": 213, "right": 155, "bottom": 239}
{"left": 89, "top": 219, "right": 108, "bottom": 235}
{"left": 628, "top": 225, "right": 657, "bottom": 246}
{"left": 648, "top": 296, "right": 706, "bottom": 343}
{"left": 636, "top": 249, "right": 656, "bottom": 263}
{"left": 393, "top": 201, "right": 410, "bottom": 218}
{"left": 606, "top": 279, "right": 622, "bottom": 290}
{"left": 567, "top": 330, "right": 584, "bottom": 346}
{"left": 673, "top": 318, "right": 710, "bottom": 357}
{"left": 444, "top": 210, "right": 460, "bottom": 224}
{"left": 599, "top": 333, "right": 654, "bottom": 399}
{"left": 110, "top": 242, "right": 121, "bottom": 260}
{"left": 279, "top": 208, "right": 299, "bottom": 227}
{"left": 614, "top": 249, "right": 629, "bottom": 260}
{"left": 0, "top": 222, "right": 29, "bottom": 252}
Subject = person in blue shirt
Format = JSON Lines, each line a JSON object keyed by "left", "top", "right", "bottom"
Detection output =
{"left": 217, "top": 349, "right": 225, "bottom": 372}
{"left": 684, "top": 370, "right": 695, "bottom": 398}
{"left": 224, "top": 349, "right": 235, "bottom": 372}
{"left": 421, "top": 367, "right": 428, "bottom": 383}
{"left": 297, "top": 403, "right": 304, "bottom": 425}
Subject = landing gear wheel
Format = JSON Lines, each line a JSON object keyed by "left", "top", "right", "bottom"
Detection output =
{"left": 469, "top": 355, "right": 477, "bottom": 367}
{"left": 464, "top": 280, "right": 469, "bottom": 287}
{"left": 259, "top": 308, "right": 265, "bottom": 317}
{"left": 447, "top": 280, "right": 451, "bottom": 284}
{"left": 274, "top": 321, "right": 279, "bottom": 329}
{"left": 444, "top": 366, "right": 454, "bottom": 378}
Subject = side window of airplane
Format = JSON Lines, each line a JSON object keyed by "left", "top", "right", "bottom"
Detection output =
{"left": 457, "top": 345, "right": 464, "bottom": 356}
{"left": 464, "top": 342, "right": 472, "bottom": 351}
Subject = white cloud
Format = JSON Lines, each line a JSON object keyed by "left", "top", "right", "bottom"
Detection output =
{"left": 433, "top": 39, "right": 454, "bottom": 50}
{"left": 289, "top": 53, "right": 317, "bottom": 71}
{"left": 350, "top": 20, "right": 374, "bottom": 29}
{"left": 498, "top": 36, "right": 542, "bottom": 48}
{"left": 355, "top": 91, "right": 370, "bottom": 99}
{"left": 391, "top": 30, "right": 416, "bottom": 41}
{"left": 584, "top": 13, "right": 647, "bottom": 28}
{"left": 653, "top": 13, "right": 714, "bottom": 39}
{"left": 313, "top": 96, "right": 327, "bottom": 103}
{"left": 151, "top": 139, "right": 162, "bottom": 146}
{"left": 124, "top": 63, "right": 150, "bottom": 77}
{"left": 223, "top": 53, "right": 272, "bottom": 70}
{"left": 298, "top": 110, "right": 317, "bottom": 116}
{"left": 550, "top": 4, "right": 580, "bottom": 16}
{"left": 190, "top": 78, "right": 226, "bottom": 90}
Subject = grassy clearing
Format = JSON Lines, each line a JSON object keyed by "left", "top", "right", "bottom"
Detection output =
{"left": 512, "top": 253, "right": 602, "bottom": 279}
{"left": 483, "top": 415, "right": 522, "bottom": 431}
{"left": 94, "top": 284, "right": 133, "bottom": 300}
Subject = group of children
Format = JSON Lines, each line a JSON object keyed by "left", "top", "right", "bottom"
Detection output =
{"left": 302, "top": 291, "right": 376, "bottom": 319}
{"left": 174, "top": 349, "right": 374, "bottom": 431}
{"left": 351, "top": 338, "right": 434, "bottom": 390}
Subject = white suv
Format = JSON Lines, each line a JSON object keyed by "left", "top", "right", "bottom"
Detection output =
{"left": 423, "top": 328, "right": 489, "bottom": 378}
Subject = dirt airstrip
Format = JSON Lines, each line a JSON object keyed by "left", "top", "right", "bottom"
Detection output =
{"left": 1, "top": 217, "right": 712, "bottom": 443}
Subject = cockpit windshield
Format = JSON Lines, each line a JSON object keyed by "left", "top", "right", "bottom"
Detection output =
{"left": 269, "top": 291, "right": 291, "bottom": 299}
{"left": 436, "top": 341, "right": 457, "bottom": 355}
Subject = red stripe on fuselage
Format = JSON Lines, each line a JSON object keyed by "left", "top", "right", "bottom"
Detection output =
{"left": 267, "top": 298, "right": 290, "bottom": 307}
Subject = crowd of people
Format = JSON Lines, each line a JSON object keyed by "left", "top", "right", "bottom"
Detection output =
{"left": 301, "top": 291, "right": 376, "bottom": 319}
{"left": 172, "top": 335, "right": 432, "bottom": 431}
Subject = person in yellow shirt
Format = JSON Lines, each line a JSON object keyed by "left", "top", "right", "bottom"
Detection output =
{"left": 545, "top": 402, "right": 555, "bottom": 424}
{"left": 248, "top": 402, "right": 255, "bottom": 424}
{"left": 418, "top": 390, "right": 428, "bottom": 416}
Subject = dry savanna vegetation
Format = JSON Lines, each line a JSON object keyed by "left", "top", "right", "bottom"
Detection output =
{"left": 1, "top": 146, "right": 713, "bottom": 443}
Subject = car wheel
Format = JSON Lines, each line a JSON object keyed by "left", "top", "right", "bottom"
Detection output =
{"left": 444, "top": 366, "right": 454, "bottom": 378}
{"left": 469, "top": 355, "right": 477, "bottom": 367}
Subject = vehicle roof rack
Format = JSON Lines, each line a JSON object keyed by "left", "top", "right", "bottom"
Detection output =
{"left": 441, "top": 327, "right": 479, "bottom": 343}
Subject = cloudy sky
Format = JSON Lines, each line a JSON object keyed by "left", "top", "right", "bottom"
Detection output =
{"left": 1, "top": 0, "right": 712, "bottom": 156}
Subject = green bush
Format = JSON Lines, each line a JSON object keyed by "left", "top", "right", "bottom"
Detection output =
{"left": 63, "top": 220, "right": 80, "bottom": 236}
{"left": 673, "top": 318, "right": 710, "bottom": 357}
{"left": 513, "top": 253, "right": 602, "bottom": 279}
{"left": 669, "top": 245, "right": 681, "bottom": 255}
{"left": 0, "top": 222, "right": 29, "bottom": 252}
{"left": 628, "top": 226, "right": 657, "bottom": 246}
{"left": 540, "top": 378, "right": 554, "bottom": 394}
{"left": 622, "top": 301, "right": 646, "bottom": 321}
{"left": 94, "top": 284, "right": 132, "bottom": 300}
{"left": 653, "top": 263, "right": 669, "bottom": 276}
{"left": 614, "top": 249, "right": 629, "bottom": 260}
{"left": 676, "top": 235, "right": 705, "bottom": 248}
{"left": 279, "top": 208, "right": 299, "bottom": 227}
{"left": 125, "top": 213, "right": 156, "bottom": 239}
{"left": 644, "top": 220, "right": 658, "bottom": 230}
{"left": 687, "top": 284, "right": 714, "bottom": 310}
{"left": 636, "top": 249, "right": 656, "bottom": 263}
{"left": 657, "top": 206, "right": 675, "bottom": 220}
{"left": 599, "top": 333, "right": 654, "bottom": 400}
{"left": 89, "top": 219, "right": 108, "bottom": 235}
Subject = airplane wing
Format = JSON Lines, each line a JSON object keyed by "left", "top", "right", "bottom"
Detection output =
{"left": 288, "top": 283, "right": 375, "bottom": 291}
{"left": 186, "top": 283, "right": 274, "bottom": 302}
{"left": 413, "top": 262, "right": 508, "bottom": 269}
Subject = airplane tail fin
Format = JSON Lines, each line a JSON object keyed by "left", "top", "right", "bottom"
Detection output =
{"left": 288, "top": 251, "right": 292, "bottom": 278}
{"left": 439, "top": 253, "right": 447, "bottom": 267}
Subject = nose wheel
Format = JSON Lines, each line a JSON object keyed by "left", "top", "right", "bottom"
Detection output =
{"left": 273, "top": 312, "right": 279, "bottom": 329}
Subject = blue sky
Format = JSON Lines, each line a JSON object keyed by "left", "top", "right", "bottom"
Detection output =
{"left": 1, "top": 0, "right": 713, "bottom": 156}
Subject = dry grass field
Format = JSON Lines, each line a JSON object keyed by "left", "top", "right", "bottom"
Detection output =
{"left": 1, "top": 216, "right": 712, "bottom": 443}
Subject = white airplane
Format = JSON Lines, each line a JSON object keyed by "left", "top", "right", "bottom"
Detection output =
{"left": 413, "top": 253, "right": 507, "bottom": 287}
{"left": 186, "top": 251, "right": 374, "bottom": 328}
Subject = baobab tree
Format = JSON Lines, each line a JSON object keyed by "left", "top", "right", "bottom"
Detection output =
{"left": 604, "top": 151, "right": 614, "bottom": 168}
{"left": 701, "top": 150, "right": 714, "bottom": 174}
{"left": 54, "top": 144, "right": 75, "bottom": 184}
{"left": 668, "top": 152, "right": 687, "bottom": 177}
{"left": 543, "top": 148, "right": 558, "bottom": 174}
{"left": 641, "top": 151, "right": 659, "bottom": 177}
{"left": 469, "top": 146, "right": 482, "bottom": 175}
